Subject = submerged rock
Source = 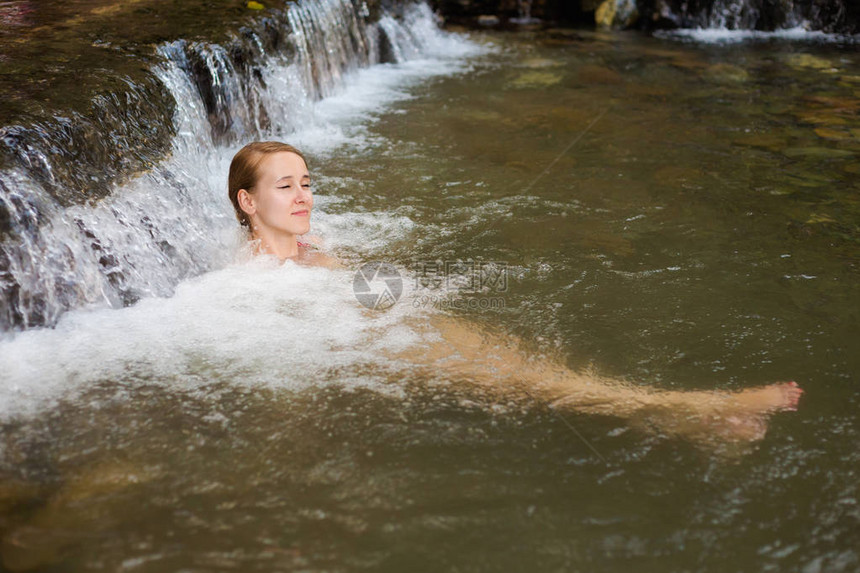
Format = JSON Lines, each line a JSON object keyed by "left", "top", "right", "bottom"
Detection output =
{"left": 1, "top": 461, "right": 160, "bottom": 571}
{"left": 786, "top": 54, "right": 838, "bottom": 72}
{"left": 578, "top": 64, "right": 623, "bottom": 84}
{"left": 814, "top": 127, "right": 853, "bottom": 141}
{"left": 733, "top": 133, "right": 789, "bottom": 152}
{"left": 793, "top": 95, "right": 859, "bottom": 129}
{"left": 836, "top": 75, "right": 860, "bottom": 90}
{"left": 509, "top": 71, "right": 564, "bottom": 89}
{"left": 796, "top": 111, "right": 848, "bottom": 126}
{"left": 782, "top": 147, "right": 854, "bottom": 159}
{"left": 806, "top": 213, "right": 838, "bottom": 224}
{"left": 462, "top": 109, "right": 504, "bottom": 124}
{"left": 520, "top": 58, "right": 563, "bottom": 69}
{"left": 434, "top": 0, "right": 860, "bottom": 33}
{"left": 804, "top": 95, "right": 860, "bottom": 112}
{"left": 653, "top": 165, "right": 704, "bottom": 189}
{"left": 705, "top": 63, "right": 750, "bottom": 84}
{"left": 0, "top": 480, "right": 45, "bottom": 531}
{"left": 624, "top": 82, "right": 671, "bottom": 98}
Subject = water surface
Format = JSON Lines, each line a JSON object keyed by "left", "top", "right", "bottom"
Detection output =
{"left": 1, "top": 24, "right": 859, "bottom": 573}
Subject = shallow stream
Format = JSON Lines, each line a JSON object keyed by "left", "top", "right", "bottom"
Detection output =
{"left": 0, "top": 12, "right": 858, "bottom": 573}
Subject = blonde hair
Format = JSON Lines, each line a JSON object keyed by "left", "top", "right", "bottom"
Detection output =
{"left": 228, "top": 141, "right": 309, "bottom": 228}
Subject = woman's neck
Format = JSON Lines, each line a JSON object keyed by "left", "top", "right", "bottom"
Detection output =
{"left": 251, "top": 229, "right": 299, "bottom": 260}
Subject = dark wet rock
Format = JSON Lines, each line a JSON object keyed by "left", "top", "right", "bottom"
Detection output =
{"left": 634, "top": 0, "right": 860, "bottom": 32}
{"left": 0, "top": 0, "right": 385, "bottom": 211}
{"left": 431, "top": 0, "right": 596, "bottom": 27}
{"left": 431, "top": 0, "right": 860, "bottom": 32}
{"left": 0, "top": 75, "right": 176, "bottom": 207}
{"left": 0, "top": 0, "right": 400, "bottom": 331}
{"left": 595, "top": 0, "right": 638, "bottom": 29}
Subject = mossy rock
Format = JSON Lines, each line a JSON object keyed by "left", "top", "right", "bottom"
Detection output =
{"left": 595, "top": 0, "right": 638, "bottom": 29}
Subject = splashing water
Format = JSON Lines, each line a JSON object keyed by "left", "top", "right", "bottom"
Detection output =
{"left": 0, "top": 1, "right": 489, "bottom": 420}
{"left": 0, "top": 2, "right": 484, "bottom": 333}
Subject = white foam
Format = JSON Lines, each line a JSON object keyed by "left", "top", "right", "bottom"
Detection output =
{"left": 0, "top": 0, "right": 494, "bottom": 334}
{"left": 0, "top": 258, "right": 430, "bottom": 421}
{"left": 657, "top": 26, "right": 860, "bottom": 44}
{"left": 0, "top": 2, "right": 491, "bottom": 423}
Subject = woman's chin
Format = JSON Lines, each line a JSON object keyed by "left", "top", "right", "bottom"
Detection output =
{"left": 274, "top": 223, "right": 310, "bottom": 237}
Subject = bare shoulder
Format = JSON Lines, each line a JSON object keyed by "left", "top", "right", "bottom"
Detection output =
{"left": 302, "top": 234, "right": 324, "bottom": 246}
{"left": 306, "top": 250, "right": 344, "bottom": 269}
{"left": 297, "top": 236, "right": 344, "bottom": 269}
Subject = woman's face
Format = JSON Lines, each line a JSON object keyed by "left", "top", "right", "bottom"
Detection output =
{"left": 246, "top": 151, "right": 312, "bottom": 237}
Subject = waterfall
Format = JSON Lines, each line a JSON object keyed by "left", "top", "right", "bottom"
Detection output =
{"left": 0, "top": 1, "right": 454, "bottom": 333}
{"left": 649, "top": 0, "right": 859, "bottom": 33}
{"left": 700, "top": 0, "right": 801, "bottom": 29}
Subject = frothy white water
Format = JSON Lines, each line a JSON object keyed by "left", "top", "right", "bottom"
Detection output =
{"left": 656, "top": 26, "right": 860, "bottom": 44}
{"left": 0, "top": 2, "right": 491, "bottom": 422}
{"left": 0, "top": 1, "right": 488, "bottom": 332}
{"left": 0, "top": 259, "right": 427, "bottom": 421}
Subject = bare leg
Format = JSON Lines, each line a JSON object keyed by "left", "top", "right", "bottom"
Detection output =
{"left": 391, "top": 314, "right": 802, "bottom": 443}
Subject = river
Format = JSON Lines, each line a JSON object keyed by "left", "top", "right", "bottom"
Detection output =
{"left": 0, "top": 3, "right": 858, "bottom": 571}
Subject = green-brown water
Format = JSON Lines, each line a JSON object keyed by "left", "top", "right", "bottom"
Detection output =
{"left": 345, "top": 29, "right": 860, "bottom": 385}
{"left": 1, "top": 28, "right": 859, "bottom": 572}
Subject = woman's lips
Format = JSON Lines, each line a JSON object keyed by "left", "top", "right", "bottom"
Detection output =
{"left": 291, "top": 210, "right": 309, "bottom": 216}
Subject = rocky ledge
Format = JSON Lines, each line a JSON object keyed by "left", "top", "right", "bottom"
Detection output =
{"left": 429, "top": 0, "right": 860, "bottom": 33}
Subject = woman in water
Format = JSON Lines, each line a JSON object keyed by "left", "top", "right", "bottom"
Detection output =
{"left": 228, "top": 141, "right": 803, "bottom": 446}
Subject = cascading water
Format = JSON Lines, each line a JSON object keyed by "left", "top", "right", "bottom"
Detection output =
{"left": 648, "top": 0, "right": 859, "bottom": 34}
{"left": 0, "top": 1, "right": 464, "bottom": 333}
{"left": 510, "top": 0, "right": 540, "bottom": 25}
{"left": 706, "top": 0, "right": 767, "bottom": 29}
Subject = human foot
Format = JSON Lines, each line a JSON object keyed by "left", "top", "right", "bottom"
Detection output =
{"left": 637, "top": 381, "right": 804, "bottom": 445}
{"left": 733, "top": 381, "right": 803, "bottom": 413}
{"left": 694, "top": 381, "right": 803, "bottom": 442}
